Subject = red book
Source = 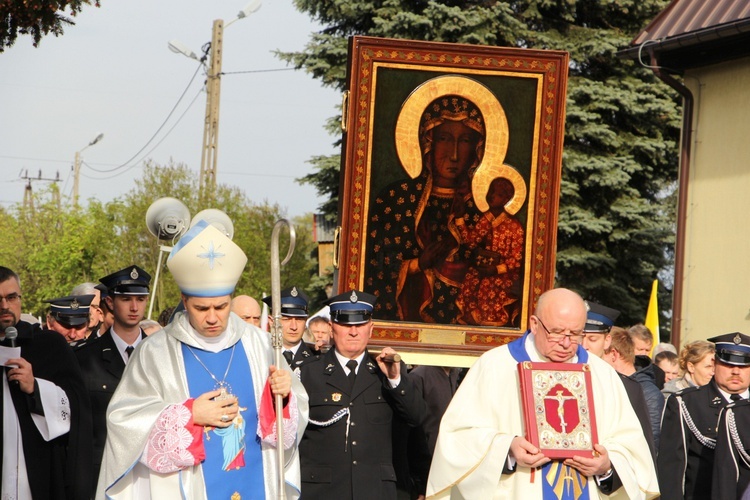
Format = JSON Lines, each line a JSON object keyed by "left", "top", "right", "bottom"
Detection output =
{"left": 517, "top": 361, "right": 599, "bottom": 459}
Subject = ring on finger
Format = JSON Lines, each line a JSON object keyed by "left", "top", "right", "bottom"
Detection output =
{"left": 220, "top": 414, "right": 230, "bottom": 423}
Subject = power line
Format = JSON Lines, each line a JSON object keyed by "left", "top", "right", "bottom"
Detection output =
{"left": 89, "top": 60, "right": 205, "bottom": 174}
{"left": 82, "top": 87, "right": 204, "bottom": 180}
{"left": 221, "top": 67, "right": 295, "bottom": 75}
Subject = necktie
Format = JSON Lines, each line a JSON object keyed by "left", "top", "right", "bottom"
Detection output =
{"left": 125, "top": 346, "right": 134, "bottom": 359}
{"left": 346, "top": 359, "right": 358, "bottom": 388}
{"left": 283, "top": 350, "right": 294, "bottom": 366}
{"left": 731, "top": 393, "right": 743, "bottom": 402}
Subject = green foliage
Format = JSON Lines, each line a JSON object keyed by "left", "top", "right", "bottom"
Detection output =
{"left": 0, "top": 0, "right": 100, "bottom": 52}
{"left": 283, "top": 0, "right": 679, "bottom": 328}
{"left": 5, "top": 161, "right": 318, "bottom": 320}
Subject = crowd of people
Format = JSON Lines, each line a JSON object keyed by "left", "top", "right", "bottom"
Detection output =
{"left": 1, "top": 221, "right": 749, "bottom": 499}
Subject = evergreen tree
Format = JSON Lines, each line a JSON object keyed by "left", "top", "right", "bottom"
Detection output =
{"left": 282, "top": 0, "right": 679, "bottom": 329}
{"left": 0, "top": 0, "right": 100, "bottom": 52}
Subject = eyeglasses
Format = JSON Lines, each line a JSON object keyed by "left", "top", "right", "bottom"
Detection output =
{"left": 0, "top": 293, "right": 21, "bottom": 305}
{"left": 536, "top": 317, "right": 585, "bottom": 344}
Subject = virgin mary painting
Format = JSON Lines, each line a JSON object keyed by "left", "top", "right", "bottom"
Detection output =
{"left": 364, "top": 75, "right": 526, "bottom": 327}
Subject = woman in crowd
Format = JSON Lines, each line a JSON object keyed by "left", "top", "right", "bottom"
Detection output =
{"left": 662, "top": 340, "right": 715, "bottom": 395}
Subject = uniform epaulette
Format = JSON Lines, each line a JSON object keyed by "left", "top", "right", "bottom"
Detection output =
{"left": 675, "top": 385, "right": 700, "bottom": 396}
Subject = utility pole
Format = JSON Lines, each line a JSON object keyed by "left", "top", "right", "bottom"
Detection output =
{"left": 169, "top": 0, "right": 261, "bottom": 202}
{"left": 200, "top": 19, "right": 224, "bottom": 202}
{"left": 73, "top": 133, "right": 104, "bottom": 207}
{"left": 21, "top": 169, "right": 61, "bottom": 213}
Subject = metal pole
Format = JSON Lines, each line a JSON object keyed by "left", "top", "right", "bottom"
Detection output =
{"left": 200, "top": 19, "right": 224, "bottom": 201}
{"left": 270, "top": 219, "right": 295, "bottom": 500}
{"left": 147, "top": 245, "right": 172, "bottom": 320}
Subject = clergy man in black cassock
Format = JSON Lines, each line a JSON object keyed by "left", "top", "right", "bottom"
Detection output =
{"left": 0, "top": 266, "right": 92, "bottom": 499}
{"left": 298, "top": 290, "right": 426, "bottom": 499}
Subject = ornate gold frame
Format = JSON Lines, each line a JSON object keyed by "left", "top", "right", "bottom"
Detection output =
{"left": 336, "top": 37, "right": 569, "bottom": 365}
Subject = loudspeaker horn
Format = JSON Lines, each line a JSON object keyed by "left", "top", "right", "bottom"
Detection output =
{"left": 145, "top": 197, "right": 191, "bottom": 240}
{"left": 190, "top": 208, "right": 235, "bottom": 240}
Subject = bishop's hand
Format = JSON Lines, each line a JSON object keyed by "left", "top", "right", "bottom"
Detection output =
{"left": 192, "top": 389, "right": 239, "bottom": 428}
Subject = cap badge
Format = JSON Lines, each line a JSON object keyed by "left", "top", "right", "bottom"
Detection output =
{"left": 735, "top": 333, "right": 742, "bottom": 345}
{"left": 291, "top": 287, "right": 298, "bottom": 297}
{"left": 71, "top": 299, "right": 80, "bottom": 310}
{"left": 350, "top": 291, "right": 358, "bottom": 303}
{"left": 130, "top": 268, "right": 139, "bottom": 279}
{"left": 332, "top": 392, "right": 342, "bottom": 402}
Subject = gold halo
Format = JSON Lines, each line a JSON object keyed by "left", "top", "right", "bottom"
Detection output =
{"left": 471, "top": 163, "right": 527, "bottom": 215}
{"left": 395, "top": 75, "right": 509, "bottom": 179}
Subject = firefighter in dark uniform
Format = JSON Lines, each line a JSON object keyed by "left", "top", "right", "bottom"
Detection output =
{"left": 658, "top": 332, "right": 750, "bottom": 500}
{"left": 262, "top": 286, "right": 319, "bottom": 374}
{"left": 711, "top": 333, "right": 750, "bottom": 500}
{"left": 298, "top": 290, "right": 426, "bottom": 499}
{"left": 74, "top": 265, "right": 151, "bottom": 491}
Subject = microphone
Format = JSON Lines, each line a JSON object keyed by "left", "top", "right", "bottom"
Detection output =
{"left": 5, "top": 326, "right": 18, "bottom": 347}
{"left": 4, "top": 326, "right": 19, "bottom": 385}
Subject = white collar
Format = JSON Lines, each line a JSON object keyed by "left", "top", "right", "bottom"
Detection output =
{"left": 110, "top": 327, "right": 143, "bottom": 362}
{"left": 186, "top": 323, "right": 232, "bottom": 353}
{"left": 717, "top": 385, "right": 750, "bottom": 403}
{"left": 334, "top": 349, "right": 366, "bottom": 374}
{"left": 285, "top": 341, "right": 302, "bottom": 355}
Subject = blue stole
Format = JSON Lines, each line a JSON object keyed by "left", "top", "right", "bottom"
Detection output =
{"left": 508, "top": 331, "right": 589, "bottom": 500}
{"left": 182, "top": 343, "right": 264, "bottom": 500}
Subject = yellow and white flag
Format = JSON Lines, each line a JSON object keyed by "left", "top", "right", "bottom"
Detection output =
{"left": 645, "top": 279, "right": 659, "bottom": 355}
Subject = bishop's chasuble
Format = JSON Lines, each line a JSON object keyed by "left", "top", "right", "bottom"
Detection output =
{"left": 97, "top": 312, "right": 309, "bottom": 499}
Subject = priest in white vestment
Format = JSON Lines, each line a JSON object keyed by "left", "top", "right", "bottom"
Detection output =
{"left": 97, "top": 220, "right": 309, "bottom": 499}
{"left": 426, "top": 288, "right": 659, "bottom": 499}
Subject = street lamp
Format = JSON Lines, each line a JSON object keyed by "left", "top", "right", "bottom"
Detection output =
{"left": 73, "top": 132, "right": 104, "bottom": 207}
{"left": 168, "top": 0, "right": 263, "bottom": 200}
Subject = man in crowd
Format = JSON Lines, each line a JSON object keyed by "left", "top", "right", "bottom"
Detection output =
{"left": 75, "top": 264, "right": 151, "bottom": 489}
{"left": 427, "top": 288, "right": 658, "bottom": 499}
{"left": 98, "top": 220, "right": 308, "bottom": 498}
{"left": 308, "top": 315, "right": 332, "bottom": 348}
{"left": 0, "top": 266, "right": 92, "bottom": 499}
{"left": 71, "top": 281, "right": 105, "bottom": 343}
{"left": 659, "top": 332, "right": 750, "bottom": 500}
{"left": 263, "top": 287, "right": 319, "bottom": 373}
{"left": 298, "top": 290, "right": 426, "bottom": 499}
{"left": 630, "top": 324, "right": 666, "bottom": 389}
{"left": 231, "top": 294, "right": 262, "bottom": 327}
{"left": 582, "top": 301, "right": 656, "bottom": 460}
{"left": 45, "top": 293, "right": 95, "bottom": 347}
{"left": 603, "top": 328, "right": 665, "bottom": 449}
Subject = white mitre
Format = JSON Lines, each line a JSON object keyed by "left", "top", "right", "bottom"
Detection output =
{"left": 167, "top": 219, "right": 247, "bottom": 296}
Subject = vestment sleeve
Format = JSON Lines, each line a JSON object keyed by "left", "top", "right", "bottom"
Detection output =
{"left": 258, "top": 381, "right": 299, "bottom": 450}
{"left": 30, "top": 378, "right": 71, "bottom": 440}
{"left": 657, "top": 394, "right": 686, "bottom": 500}
{"left": 139, "top": 399, "right": 205, "bottom": 473}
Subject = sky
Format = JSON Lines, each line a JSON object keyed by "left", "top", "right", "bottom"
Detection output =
{"left": 0, "top": 0, "right": 340, "bottom": 218}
